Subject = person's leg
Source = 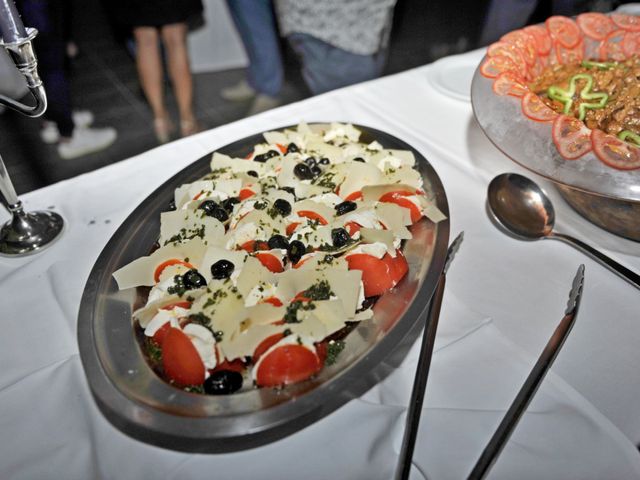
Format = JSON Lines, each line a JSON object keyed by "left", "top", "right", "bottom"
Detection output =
{"left": 225, "top": 0, "right": 283, "bottom": 98}
{"left": 160, "top": 23, "right": 197, "bottom": 136}
{"left": 288, "top": 34, "right": 386, "bottom": 95}
{"left": 134, "top": 26, "right": 170, "bottom": 139}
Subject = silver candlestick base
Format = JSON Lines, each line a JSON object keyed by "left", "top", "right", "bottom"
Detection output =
{"left": 0, "top": 153, "right": 64, "bottom": 256}
{"left": 0, "top": 201, "right": 63, "bottom": 256}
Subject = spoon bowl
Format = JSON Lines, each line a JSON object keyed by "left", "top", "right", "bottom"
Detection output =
{"left": 487, "top": 173, "right": 640, "bottom": 290}
{"left": 487, "top": 173, "right": 555, "bottom": 240}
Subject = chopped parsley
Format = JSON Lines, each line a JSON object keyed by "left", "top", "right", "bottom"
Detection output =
{"left": 167, "top": 275, "right": 188, "bottom": 297}
{"left": 325, "top": 340, "right": 346, "bottom": 365}
{"left": 144, "top": 337, "right": 162, "bottom": 364}
{"left": 203, "top": 289, "right": 229, "bottom": 309}
{"left": 283, "top": 300, "right": 316, "bottom": 323}
{"left": 163, "top": 225, "right": 206, "bottom": 246}
{"left": 302, "top": 280, "right": 333, "bottom": 301}
{"left": 188, "top": 312, "right": 212, "bottom": 330}
{"left": 184, "top": 385, "right": 205, "bottom": 394}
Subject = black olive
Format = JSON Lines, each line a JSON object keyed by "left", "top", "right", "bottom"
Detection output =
{"left": 167, "top": 200, "right": 176, "bottom": 211}
{"left": 204, "top": 370, "right": 243, "bottom": 395}
{"left": 221, "top": 197, "right": 240, "bottom": 212}
{"left": 280, "top": 186, "right": 296, "bottom": 196}
{"left": 335, "top": 201, "right": 357, "bottom": 216}
{"left": 247, "top": 170, "right": 258, "bottom": 177}
{"left": 288, "top": 240, "right": 306, "bottom": 264}
{"left": 310, "top": 165, "right": 322, "bottom": 177}
{"left": 268, "top": 234, "right": 289, "bottom": 250}
{"left": 198, "top": 200, "right": 229, "bottom": 222}
{"left": 331, "top": 228, "right": 350, "bottom": 248}
{"left": 211, "top": 259, "right": 235, "bottom": 280}
{"left": 319, "top": 157, "right": 330, "bottom": 165}
{"left": 286, "top": 142, "right": 299, "bottom": 153}
{"left": 353, "top": 157, "right": 365, "bottom": 163}
{"left": 182, "top": 269, "right": 207, "bottom": 289}
{"left": 293, "top": 163, "right": 314, "bottom": 180}
{"left": 273, "top": 198, "right": 292, "bottom": 216}
{"left": 253, "top": 201, "right": 267, "bottom": 210}
{"left": 304, "top": 156, "right": 317, "bottom": 166}
{"left": 253, "top": 150, "right": 280, "bottom": 162}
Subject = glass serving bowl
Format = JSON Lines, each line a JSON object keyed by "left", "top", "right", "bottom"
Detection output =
{"left": 471, "top": 15, "right": 640, "bottom": 241}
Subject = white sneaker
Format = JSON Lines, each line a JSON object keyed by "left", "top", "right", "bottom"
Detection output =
{"left": 247, "top": 94, "right": 281, "bottom": 116}
{"left": 40, "top": 110, "right": 95, "bottom": 144}
{"left": 57, "top": 126, "right": 117, "bottom": 159}
{"left": 220, "top": 79, "right": 256, "bottom": 102}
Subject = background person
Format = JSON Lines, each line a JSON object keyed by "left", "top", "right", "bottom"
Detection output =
{"left": 126, "top": 0, "right": 203, "bottom": 143}
{"left": 275, "top": 0, "right": 398, "bottom": 95}
{"left": 222, "top": 0, "right": 284, "bottom": 115}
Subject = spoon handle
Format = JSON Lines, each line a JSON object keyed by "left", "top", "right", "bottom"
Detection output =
{"left": 551, "top": 233, "right": 640, "bottom": 290}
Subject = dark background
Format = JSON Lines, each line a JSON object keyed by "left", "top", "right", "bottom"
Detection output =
{"left": 0, "top": 0, "right": 621, "bottom": 194}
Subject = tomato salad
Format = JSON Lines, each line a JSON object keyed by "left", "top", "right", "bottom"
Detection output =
{"left": 480, "top": 13, "right": 640, "bottom": 171}
{"left": 113, "top": 123, "right": 446, "bottom": 395}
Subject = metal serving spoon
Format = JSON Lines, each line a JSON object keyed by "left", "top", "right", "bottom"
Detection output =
{"left": 487, "top": 173, "right": 640, "bottom": 290}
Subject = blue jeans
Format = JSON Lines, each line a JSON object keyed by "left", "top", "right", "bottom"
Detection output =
{"left": 288, "top": 33, "right": 387, "bottom": 95}
{"left": 226, "top": 0, "right": 283, "bottom": 97}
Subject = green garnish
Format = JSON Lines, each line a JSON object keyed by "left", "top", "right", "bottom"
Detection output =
{"left": 325, "top": 340, "right": 346, "bottom": 366}
{"left": 581, "top": 60, "right": 618, "bottom": 70}
{"left": 618, "top": 130, "right": 640, "bottom": 146}
{"left": 547, "top": 73, "right": 609, "bottom": 121}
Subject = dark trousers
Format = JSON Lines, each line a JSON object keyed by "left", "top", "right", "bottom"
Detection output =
{"left": 18, "top": 0, "right": 74, "bottom": 137}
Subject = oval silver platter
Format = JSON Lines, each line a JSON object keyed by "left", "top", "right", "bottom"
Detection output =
{"left": 77, "top": 124, "right": 450, "bottom": 453}
{"left": 471, "top": 56, "right": 640, "bottom": 203}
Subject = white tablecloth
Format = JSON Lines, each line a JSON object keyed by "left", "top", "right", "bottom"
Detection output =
{"left": 2, "top": 50, "right": 640, "bottom": 479}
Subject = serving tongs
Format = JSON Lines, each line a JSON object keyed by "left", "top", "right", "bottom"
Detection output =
{"left": 467, "top": 264, "right": 585, "bottom": 479}
{"left": 395, "top": 232, "right": 464, "bottom": 480}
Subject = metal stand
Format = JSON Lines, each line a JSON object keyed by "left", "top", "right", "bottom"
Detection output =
{"left": 0, "top": 2, "right": 64, "bottom": 256}
{"left": 0, "top": 154, "right": 63, "bottom": 256}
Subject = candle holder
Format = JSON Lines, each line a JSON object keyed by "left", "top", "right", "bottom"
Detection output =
{"left": 0, "top": 1, "right": 64, "bottom": 256}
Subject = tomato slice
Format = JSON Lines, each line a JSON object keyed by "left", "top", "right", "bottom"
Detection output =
{"left": 315, "top": 342, "right": 328, "bottom": 365}
{"left": 255, "top": 344, "right": 321, "bottom": 387}
{"left": 239, "top": 240, "right": 269, "bottom": 252}
{"left": 344, "top": 190, "right": 363, "bottom": 202}
{"left": 255, "top": 252, "right": 284, "bottom": 273}
{"left": 623, "top": 31, "right": 640, "bottom": 57}
{"left": 211, "top": 358, "right": 246, "bottom": 374}
{"left": 253, "top": 333, "right": 285, "bottom": 363}
{"left": 345, "top": 221, "right": 361, "bottom": 237}
{"left": 501, "top": 30, "right": 537, "bottom": 66}
{"left": 552, "top": 115, "right": 593, "bottom": 160}
{"left": 162, "top": 327, "right": 205, "bottom": 386}
{"left": 555, "top": 40, "right": 584, "bottom": 65}
{"left": 152, "top": 322, "right": 171, "bottom": 345}
{"left": 261, "top": 296, "right": 284, "bottom": 307}
{"left": 492, "top": 71, "right": 528, "bottom": 97}
{"left": 379, "top": 190, "right": 422, "bottom": 223}
{"left": 591, "top": 129, "right": 640, "bottom": 170}
{"left": 487, "top": 42, "right": 528, "bottom": 77}
{"left": 239, "top": 188, "right": 256, "bottom": 201}
{"left": 382, "top": 250, "right": 409, "bottom": 287}
{"left": 480, "top": 55, "right": 520, "bottom": 79}
{"left": 296, "top": 210, "right": 328, "bottom": 225}
{"left": 286, "top": 222, "right": 301, "bottom": 236}
{"left": 160, "top": 301, "right": 192, "bottom": 311}
{"left": 276, "top": 143, "right": 287, "bottom": 154}
{"left": 523, "top": 25, "right": 552, "bottom": 55}
{"left": 599, "top": 30, "right": 627, "bottom": 61}
{"left": 611, "top": 13, "right": 640, "bottom": 32}
{"left": 346, "top": 253, "right": 393, "bottom": 297}
{"left": 546, "top": 16, "right": 581, "bottom": 48}
{"left": 577, "top": 12, "right": 615, "bottom": 40}
{"left": 153, "top": 259, "right": 195, "bottom": 283}
{"left": 521, "top": 92, "right": 557, "bottom": 122}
